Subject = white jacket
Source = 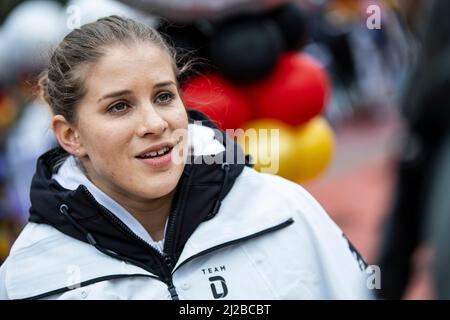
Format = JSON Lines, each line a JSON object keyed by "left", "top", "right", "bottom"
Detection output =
{"left": 0, "top": 113, "right": 372, "bottom": 300}
{"left": 0, "top": 166, "right": 371, "bottom": 299}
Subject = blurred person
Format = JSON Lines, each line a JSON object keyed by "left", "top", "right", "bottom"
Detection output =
{"left": 377, "top": 0, "right": 450, "bottom": 299}
{"left": 0, "top": 0, "right": 65, "bottom": 224}
{"left": 5, "top": 99, "right": 57, "bottom": 224}
{"left": 0, "top": 16, "right": 370, "bottom": 300}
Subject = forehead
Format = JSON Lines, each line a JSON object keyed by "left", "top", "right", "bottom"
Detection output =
{"left": 83, "top": 42, "right": 176, "bottom": 94}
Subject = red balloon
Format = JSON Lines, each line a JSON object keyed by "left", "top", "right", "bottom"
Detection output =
{"left": 243, "top": 53, "right": 330, "bottom": 126}
{"left": 181, "top": 73, "right": 254, "bottom": 130}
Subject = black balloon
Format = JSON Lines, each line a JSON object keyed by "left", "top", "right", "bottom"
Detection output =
{"left": 158, "top": 21, "right": 214, "bottom": 83}
{"left": 158, "top": 21, "right": 211, "bottom": 54}
{"left": 268, "top": 2, "right": 309, "bottom": 51}
{"left": 209, "top": 16, "right": 283, "bottom": 84}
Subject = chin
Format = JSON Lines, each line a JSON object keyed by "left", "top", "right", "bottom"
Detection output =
{"left": 139, "top": 181, "right": 177, "bottom": 199}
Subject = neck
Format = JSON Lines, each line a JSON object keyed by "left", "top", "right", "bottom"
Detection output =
{"left": 82, "top": 164, "right": 176, "bottom": 241}
{"left": 119, "top": 189, "right": 175, "bottom": 241}
{"left": 75, "top": 156, "right": 177, "bottom": 241}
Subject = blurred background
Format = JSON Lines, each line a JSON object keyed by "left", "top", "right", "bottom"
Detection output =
{"left": 0, "top": 0, "right": 449, "bottom": 299}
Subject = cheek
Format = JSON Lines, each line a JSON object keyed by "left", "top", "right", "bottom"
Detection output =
{"left": 168, "top": 107, "right": 189, "bottom": 150}
{"left": 80, "top": 121, "right": 132, "bottom": 163}
{"left": 170, "top": 106, "right": 188, "bottom": 129}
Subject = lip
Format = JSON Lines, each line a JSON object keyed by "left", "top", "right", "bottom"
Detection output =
{"left": 135, "top": 141, "right": 178, "bottom": 169}
{"left": 137, "top": 150, "right": 173, "bottom": 168}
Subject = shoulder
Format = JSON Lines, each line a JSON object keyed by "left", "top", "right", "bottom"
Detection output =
{"left": 2, "top": 222, "right": 149, "bottom": 300}
{"left": 230, "top": 167, "right": 341, "bottom": 230}
{"left": 0, "top": 223, "right": 65, "bottom": 299}
{"left": 233, "top": 168, "right": 361, "bottom": 255}
{"left": 235, "top": 166, "right": 324, "bottom": 205}
{"left": 224, "top": 167, "right": 349, "bottom": 260}
{"left": 8, "top": 222, "right": 64, "bottom": 254}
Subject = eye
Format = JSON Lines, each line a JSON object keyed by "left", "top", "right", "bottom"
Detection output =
{"left": 107, "top": 101, "right": 130, "bottom": 113}
{"left": 154, "top": 92, "right": 175, "bottom": 105}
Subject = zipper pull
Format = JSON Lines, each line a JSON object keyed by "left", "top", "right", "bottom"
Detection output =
{"left": 167, "top": 282, "right": 179, "bottom": 300}
{"left": 162, "top": 253, "right": 179, "bottom": 299}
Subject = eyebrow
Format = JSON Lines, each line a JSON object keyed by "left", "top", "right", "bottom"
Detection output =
{"left": 154, "top": 81, "right": 176, "bottom": 89}
{"left": 97, "top": 90, "right": 132, "bottom": 103}
{"left": 97, "top": 81, "right": 176, "bottom": 103}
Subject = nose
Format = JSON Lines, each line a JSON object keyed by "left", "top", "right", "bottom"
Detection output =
{"left": 136, "top": 104, "right": 168, "bottom": 137}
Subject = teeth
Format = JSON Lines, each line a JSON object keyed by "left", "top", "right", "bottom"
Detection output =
{"left": 140, "top": 147, "right": 170, "bottom": 158}
{"left": 157, "top": 148, "right": 167, "bottom": 155}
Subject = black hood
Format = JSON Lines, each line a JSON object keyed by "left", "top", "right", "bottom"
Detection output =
{"left": 29, "top": 110, "right": 249, "bottom": 278}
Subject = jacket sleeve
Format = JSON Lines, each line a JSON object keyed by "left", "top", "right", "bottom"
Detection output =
{"left": 0, "top": 260, "right": 10, "bottom": 300}
{"left": 290, "top": 184, "right": 374, "bottom": 299}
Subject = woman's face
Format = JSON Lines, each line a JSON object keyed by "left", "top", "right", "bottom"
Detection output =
{"left": 74, "top": 43, "right": 188, "bottom": 201}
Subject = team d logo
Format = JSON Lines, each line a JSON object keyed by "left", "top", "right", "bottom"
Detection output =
{"left": 209, "top": 276, "right": 228, "bottom": 299}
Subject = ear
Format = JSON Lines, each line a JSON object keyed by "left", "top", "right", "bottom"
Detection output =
{"left": 52, "top": 115, "right": 85, "bottom": 157}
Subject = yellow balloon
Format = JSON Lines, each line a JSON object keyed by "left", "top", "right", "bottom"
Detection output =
{"left": 293, "top": 117, "right": 335, "bottom": 182}
{"left": 236, "top": 119, "right": 299, "bottom": 179}
{"left": 0, "top": 232, "right": 9, "bottom": 260}
{"left": 236, "top": 117, "right": 335, "bottom": 182}
{"left": 0, "top": 96, "right": 18, "bottom": 127}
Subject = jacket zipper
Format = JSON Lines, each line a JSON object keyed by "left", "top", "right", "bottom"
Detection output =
{"left": 163, "top": 164, "right": 196, "bottom": 266}
{"left": 80, "top": 186, "right": 179, "bottom": 300}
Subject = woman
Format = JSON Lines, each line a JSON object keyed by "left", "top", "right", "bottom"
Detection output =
{"left": 0, "top": 16, "right": 370, "bottom": 300}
